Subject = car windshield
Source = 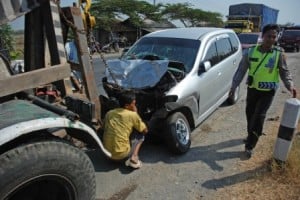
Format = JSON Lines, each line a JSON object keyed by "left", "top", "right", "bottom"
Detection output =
{"left": 238, "top": 34, "right": 259, "bottom": 44}
{"left": 122, "top": 37, "right": 200, "bottom": 73}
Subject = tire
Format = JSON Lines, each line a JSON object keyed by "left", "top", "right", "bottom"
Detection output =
{"left": 0, "top": 141, "right": 96, "bottom": 200}
{"left": 227, "top": 85, "right": 240, "bottom": 105}
{"left": 165, "top": 112, "right": 191, "bottom": 154}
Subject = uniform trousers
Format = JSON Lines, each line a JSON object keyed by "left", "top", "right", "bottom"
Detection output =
{"left": 245, "top": 87, "right": 275, "bottom": 150}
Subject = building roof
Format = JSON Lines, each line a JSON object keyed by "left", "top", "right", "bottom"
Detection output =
{"left": 119, "top": 18, "right": 176, "bottom": 32}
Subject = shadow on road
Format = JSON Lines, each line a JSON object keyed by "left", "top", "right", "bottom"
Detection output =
{"left": 141, "top": 138, "right": 247, "bottom": 171}
{"left": 87, "top": 137, "right": 248, "bottom": 173}
{"left": 86, "top": 150, "right": 138, "bottom": 174}
{"left": 201, "top": 164, "right": 269, "bottom": 189}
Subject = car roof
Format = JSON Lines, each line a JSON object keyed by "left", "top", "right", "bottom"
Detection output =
{"left": 282, "top": 29, "right": 300, "bottom": 36}
{"left": 284, "top": 29, "right": 300, "bottom": 32}
{"left": 143, "top": 27, "right": 233, "bottom": 40}
{"left": 238, "top": 32, "right": 261, "bottom": 36}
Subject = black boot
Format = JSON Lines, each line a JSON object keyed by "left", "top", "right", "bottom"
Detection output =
{"left": 245, "top": 132, "right": 260, "bottom": 158}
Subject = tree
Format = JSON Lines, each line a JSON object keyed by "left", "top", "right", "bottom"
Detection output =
{"left": 161, "top": 3, "right": 223, "bottom": 27}
{"left": 90, "top": 1, "right": 223, "bottom": 30}
{"left": 91, "top": 0, "right": 162, "bottom": 31}
{"left": 0, "top": 24, "right": 14, "bottom": 59}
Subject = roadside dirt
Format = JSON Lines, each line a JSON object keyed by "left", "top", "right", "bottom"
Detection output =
{"left": 214, "top": 117, "right": 300, "bottom": 200}
{"left": 212, "top": 51, "right": 300, "bottom": 200}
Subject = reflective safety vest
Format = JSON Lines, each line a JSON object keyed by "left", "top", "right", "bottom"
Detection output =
{"left": 248, "top": 45, "right": 280, "bottom": 91}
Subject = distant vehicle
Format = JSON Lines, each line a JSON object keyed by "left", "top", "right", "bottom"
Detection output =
{"left": 10, "top": 59, "right": 24, "bottom": 74}
{"left": 102, "top": 27, "right": 243, "bottom": 154}
{"left": 225, "top": 3, "right": 279, "bottom": 33}
{"left": 238, "top": 32, "right": 262, "bottom": 49}
{"left": 278, "top": 29, "right": 300, "bottom": 52}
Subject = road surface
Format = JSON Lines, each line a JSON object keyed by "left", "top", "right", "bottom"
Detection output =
{"left": 89, "top": 51, "right": 300, "bottom": 200}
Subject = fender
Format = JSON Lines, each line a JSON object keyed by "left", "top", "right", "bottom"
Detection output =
{"left": 164, "top": 94, "right": 198, "bottom": 120}
{"left": 0, "top": 117, "right": 112, "bottom": 157}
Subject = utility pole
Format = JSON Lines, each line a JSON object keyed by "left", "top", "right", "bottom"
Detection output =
{"left": 153, "top": 0, "right": 156, "bottom": 5}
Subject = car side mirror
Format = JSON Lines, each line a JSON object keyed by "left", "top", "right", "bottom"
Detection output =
{"left": 198, "top": 61, "right": 211, "bottom": 75}
{"left": 123, "top": 47, "right": 129, "bottom": 53}
{"left": 120, "top": 47, "right": 130, "bottom": 58}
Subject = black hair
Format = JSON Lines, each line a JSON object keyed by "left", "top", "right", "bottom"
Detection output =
{"left": 118, "top": 90, "right": 136, "bottom": 107}
{"left": 262, "top": 24, "right": 280, "bottom": 36}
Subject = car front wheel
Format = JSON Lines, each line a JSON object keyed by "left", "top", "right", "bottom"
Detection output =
{"left": 165, "top": 112, "right": 191, "bottom": 154}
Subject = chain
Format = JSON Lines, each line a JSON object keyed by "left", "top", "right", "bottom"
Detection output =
{"left": 87, "top": 32, "right": 120, "bottom": 88}
{"left": 56, "top": 1, "right": 120, "bottom": 88}
{"left": 57, "top": 5, "right": 86, "bottom": 35}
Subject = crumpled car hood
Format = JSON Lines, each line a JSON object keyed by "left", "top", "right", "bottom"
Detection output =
{"left": 105, "top": 59, "right": 170, "bottom": 89}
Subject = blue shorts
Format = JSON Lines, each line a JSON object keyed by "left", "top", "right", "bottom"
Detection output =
{"left": 129, "top": 131, "right": 145, "bottom": 156}
{"left": 106, "top": 131, "right": 145, "bottom": 162}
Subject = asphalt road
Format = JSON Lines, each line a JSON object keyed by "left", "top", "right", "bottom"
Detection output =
{"left": 89, "top": 52, "right": 300, "bottom": 200}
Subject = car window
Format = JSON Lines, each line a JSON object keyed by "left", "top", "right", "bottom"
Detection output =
{"left": 228, "top": 33, "right": 239, "bottom": 52}
{"left": 238, "top": 34, "right": 259, "bottom": 44}
{"left": 202, "top": 42, "right": 219, "bottom": 66}
{"left": 216, "top": 38, "right": 232, "bottom": 61}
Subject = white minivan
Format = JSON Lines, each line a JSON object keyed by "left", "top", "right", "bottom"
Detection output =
{"left": 102, "top": 27, "right": 243, "bottom": 154}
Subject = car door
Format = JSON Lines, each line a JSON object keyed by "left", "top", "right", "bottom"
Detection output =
{"left": 197, "top": 38, "right": 221, "bottom": 117}
{"left": 215, "top": 35, "right": 236, "bottom": 100}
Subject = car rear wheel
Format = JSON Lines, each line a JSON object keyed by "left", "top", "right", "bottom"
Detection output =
{"left": 0, "top": 141, "right": 96, "bottom": 200}
{"left": 165, "top": 112, "right": 191, "bottom": 154}
{"left": 227, "top": 85, "right": 240, "bottom": 105}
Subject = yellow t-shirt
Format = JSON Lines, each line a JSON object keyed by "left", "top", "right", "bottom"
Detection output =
{"left": 103, "top": 108, "right": 146, "bottom": 160}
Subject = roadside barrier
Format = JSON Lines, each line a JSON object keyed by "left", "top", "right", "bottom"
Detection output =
{"left": 273, "top": 98, "right": 300, "bottom": 162}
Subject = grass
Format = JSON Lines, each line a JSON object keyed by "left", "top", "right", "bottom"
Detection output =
{"left": 11, "top": 33, "right": 24, "bottom": 59}
{"left": 214, "top": 121, "right": 300, "bottom": 200}
{"left": 272, "top": 133, "right": 300, "bottom": 184}
{"left": 265, "top": 134, "right": 300, "bottom": 199}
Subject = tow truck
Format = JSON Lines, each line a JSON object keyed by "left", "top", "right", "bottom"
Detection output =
{"left": 0, "top": 0, "right": 110, "bottom": 199}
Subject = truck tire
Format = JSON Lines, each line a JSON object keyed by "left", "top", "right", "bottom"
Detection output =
{"left": 165, "top": 112, "right": 191, "bottom": 154}
{"left": 0, "top": 141, "right": 96, "bottom": 200}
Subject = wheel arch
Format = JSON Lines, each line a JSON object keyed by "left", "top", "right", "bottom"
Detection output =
{"left": 0, "top": 117, "right": 111, "bottom": 157}
{"left": 168, "top": 106, "right": 195, "bottom": 131}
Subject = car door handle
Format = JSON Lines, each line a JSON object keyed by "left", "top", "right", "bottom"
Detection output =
{"left": 218, "top": 72, "right": 221, "bottom": 76}
{"left": 233, "top": 59, "right": 236, "bottom": 65}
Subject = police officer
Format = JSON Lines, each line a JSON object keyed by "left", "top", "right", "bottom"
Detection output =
{"left": 229, "top": 24, "right": 297, "bottom": 158}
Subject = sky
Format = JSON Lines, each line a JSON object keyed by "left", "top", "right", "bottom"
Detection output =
{"left": 145, "top": 0, "right": 300, "bottom": 25}
{"left": 10, "top": 0, "right": 300, "bottom": 30}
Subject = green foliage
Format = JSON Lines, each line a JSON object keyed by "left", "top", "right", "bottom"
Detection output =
{"left": 0, "top": 24, "right": 16, "bottom": 60}
{"left": 0, "top": 24, "right": 14, "bottom": 52}
{"left": 91, "top": 0, "right": 161, "bottom": 30}
{"left": 161, "top": 3, "right": 223, "bottom": 27}
{"left": 9, "top": 50, "right": 23, "bottom": 60}
{"left": 91, "top": 0, "right": 224, "bottom": 30}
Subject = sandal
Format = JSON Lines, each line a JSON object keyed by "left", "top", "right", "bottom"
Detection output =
{"left": 125, "top": 158, "right": 142, "bottom": 169}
